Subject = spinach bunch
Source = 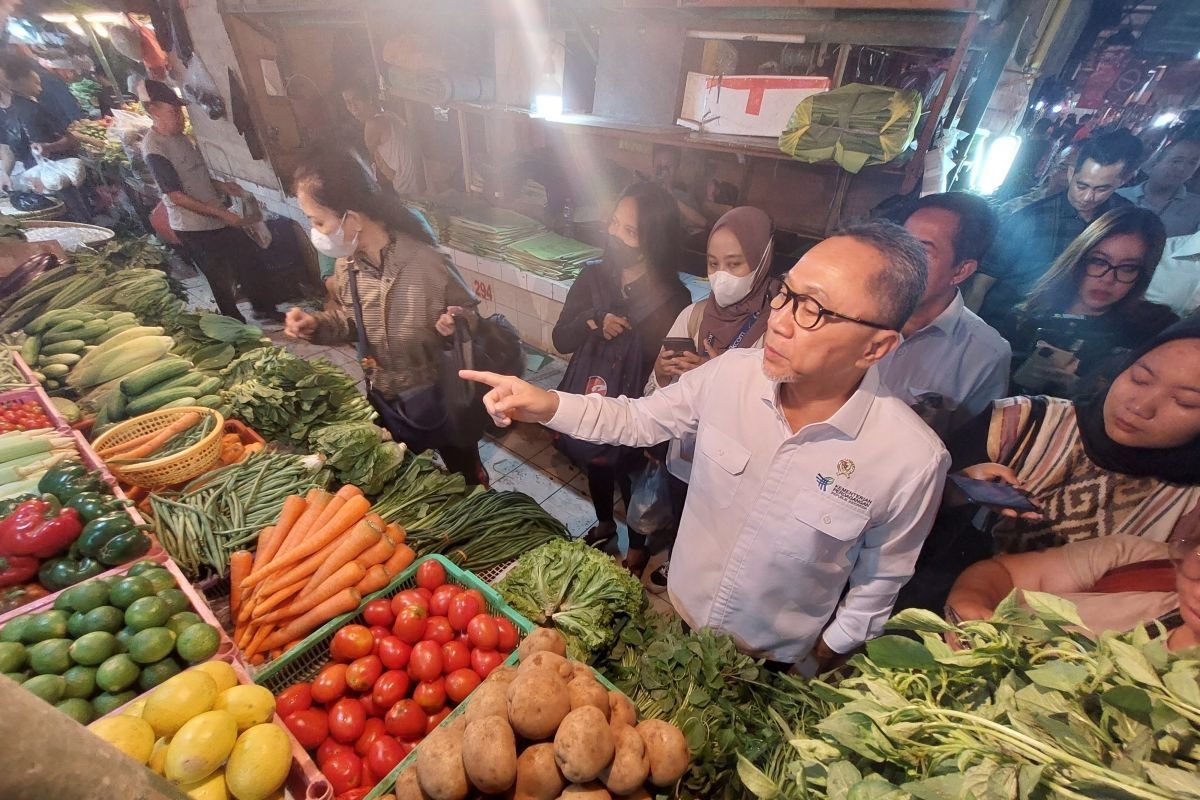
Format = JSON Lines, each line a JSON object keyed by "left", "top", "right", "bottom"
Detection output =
{"left": 308, "top": 421, "right": 407, "bottom": 496}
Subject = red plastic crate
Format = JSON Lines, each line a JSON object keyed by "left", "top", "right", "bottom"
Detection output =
{"left": 0, "top": 385, "right": 71, "bottom": 434}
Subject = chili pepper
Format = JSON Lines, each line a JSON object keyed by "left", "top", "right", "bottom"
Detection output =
{"left": 77, "top": 512, "right": 138, "bottom": 560}
{"left": 1, "top": 507, "right": 82, "bottom": 559}
{"left": 38, "top": 556, "right": 105, "bottom": 591}
{"left": 37, "top": 460, "right": 102, "bottom": 503}
{"left": 0, "top": 555, "right": 39, "bottom": 587}
{"left": 96, "top": 529, "right": 152, "bottom": 566}
{"left": 65, "top": 492, "right": 121, "bottom": 523}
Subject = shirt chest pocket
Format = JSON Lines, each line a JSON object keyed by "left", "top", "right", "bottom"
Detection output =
{"left": 695, "top": 425, "right": 750, "bottom": 508}
{"left": 783, "top": 490, "right": 870, "bottom": 565}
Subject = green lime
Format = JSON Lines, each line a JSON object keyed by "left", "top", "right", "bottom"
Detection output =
{"left": 23, "top": 611, "right": 69, "bottom": 642}
{"left": 175, "top": 623, "right": 220, "bottom": 664}
{"left": 124, "top": 596, "right": 170, "bottom": 631}
{"left": 128, "top": 628, "right": 175, "bottom": 665}
{"left": 95, "top": 654, "right": 139, "bottom": 693}
{"left": 23, "top": 674, "right": 65, "bottom": 703}
{"left": 166, "top": 611, "right": 202, "bottom": 637}
{"left": 139, "top": 568, "right": 175, "bottom": 594}
{"left": 62, "top": 665, "right": 97, "bottom": 698}
{"left": 108, "top": 576, "right": 154, "bottom": 609}
{"left": 0, "top": 616, "right": 30, "bottom": 642}
{"left": 81, "top": 606, "right": 124, "bottom": 635}
{"left": 53, "top": 592, "right": 74, "bottom": 611}
{"left": 137, "top": 657, "right": 181, "bottom": 691}
{"left": 0, "top": 641, "right": 27, "bottom": 673}
{"left": 69, "top": 631, "right": 118, "bottom": 666}
{"left": 114, "top": 626, "right": 137, "bottom": 653}
{"left": 4, "top": 670, "right": 29, "bottom": 683}
{"left": 62, "top": 582, "right": 111, "bottom": 614}
{"left": 28, "top": 639, "right": 72, "bottom": 675}
{"left": 156, "top": 588, "right": 189, "bottom": 616}
{"left": 92, "top": 690, "right": 136, "bottom": 716}
{"left": 125, "top": 560, "right": 161, "bottom": 577}
{"left": 55, "top": 697, "right": 94, "bottom": 724}
{"left": 66, "top": 611, "right": 89, "bottom": 639}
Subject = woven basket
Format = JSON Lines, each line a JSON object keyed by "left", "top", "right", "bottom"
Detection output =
{"left": 92, "top": 407, "right": 225, "bottom": 488}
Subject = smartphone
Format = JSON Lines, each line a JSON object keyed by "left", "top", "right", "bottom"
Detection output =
{"left": 662, "top": 337, "right": 698, "bottom": 355}
{"left": 948, "top": 474, "right": 1039, "bottom": 512}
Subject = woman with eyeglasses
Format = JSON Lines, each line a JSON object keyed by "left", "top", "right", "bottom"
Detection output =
{"left": 995, "top": 207, "right": 1177, "bottom": 398}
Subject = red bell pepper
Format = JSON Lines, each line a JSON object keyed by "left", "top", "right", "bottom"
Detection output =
{"left": 0, "top": 555, "right": 39, "bottom": 587}
{"left": 0, "top": 506, "right": 83, "bottom": 559}
{"left": 0, "top": 498, "right": 53, "bottom": 556}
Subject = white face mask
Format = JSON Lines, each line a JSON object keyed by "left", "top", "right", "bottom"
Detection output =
{"left": 709, "top": 269, "right": 757, "bottom": 307}
{"left": 310, "top": 213, "right": 356, "bottom": 258}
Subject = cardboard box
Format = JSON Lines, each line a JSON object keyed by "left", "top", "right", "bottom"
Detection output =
{"left": 678, "top": 72, "right": 830, "bottom": 138}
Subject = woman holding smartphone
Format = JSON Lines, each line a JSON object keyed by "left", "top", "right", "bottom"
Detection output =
{"left": 898, "top": 316, "right": 1200, "bottom": 614}
{"left": 995, "top": 207, "right": 1177, "bottom": 398}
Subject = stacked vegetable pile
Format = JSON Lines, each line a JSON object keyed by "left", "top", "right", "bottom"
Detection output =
{"left": 398, "top": 626, "right": 690, "bottom": 800}
{"left": 0, "top": 560, "right": 223, "bottom": 723}
{"left": 309, "top": 421, "right": 408, "bottom": 497}
{"left": 738, "top": 595, "right": 1200, "bottom": 800}
{"left": 88, "top": 660, "right": 293, "bottom": 800}
{"left": 168, "top": 312, "right": 270, "bottom": 373}
{"left": 371, "top": 450, "right": 479, "bottom": 531}
{"left": 0, "top": 397, "right": 53, "bottom": 432}
{"left": 89, "top": 354, "right": 225, "bottom": 433}
{"left": 276, "top": 559, "right": 521, "bottom": 797}
{"left": 497, "top": 538, "right": 643, "bottom": 662}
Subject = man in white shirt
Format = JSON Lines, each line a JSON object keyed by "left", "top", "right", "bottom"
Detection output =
{"left": 881, "top": 192, "right": 1011, "bottom": 439}
{"left": 1118, "top": 135, "right": 1200, "bottom": 238}
{"left": 1147, "top": 230, "right": 1200, "bottom": 316}
{"left": 463, "top": 222, "right": 951, "bottom": 672}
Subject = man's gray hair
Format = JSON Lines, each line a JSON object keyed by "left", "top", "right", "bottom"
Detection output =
{"left": 835, "top": 221, "right": 928, "bottom": 330}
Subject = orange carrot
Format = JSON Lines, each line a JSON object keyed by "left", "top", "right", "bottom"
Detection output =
{"left": 305, "top": 495, "right": 346, "bottom": 542}
{"left": 237, "top": 593, "right": 259, "bottom": 626}
{"left": 96, "top": 428, "right": 163, "bottom": 458}
{"left": 245, "top": 623, "right": 276, "bottom": 660}
{"left": 258, "top": 534, "right": 346, "bottom": 604}
{"left": 256, "top": 562, "right": 366, "bottom": 624}
{"left": 242, "top": 495, "right": 372, "bottom": 588}
{"left": 336, "top": 484, "right": 364, "bottom": 499}
{"left": 354, "top": 536, "right": 394, "bottom": 571}
{"left": 250, "top": 654, "right": 265, "bottom": 666}
{"left": 382, "top": 543, "right": 415, "bottom": 577}
{"left": 256, "top": 494, "right": 308, "bottom": 568}
{"left": 355, "top": 564, "right": 390, "bottom": 595}
{"left": 274, "top": 490, "right": 332, "bottom": 554}
{"left": 269, "top": 648, "right": 283, "bottom": 660}
{"left": 229, "top": 551, "right": 253, "bottom": 619}
{"left": 385, "top": 523, "right": 406, "bottom": 544}
{"left": 365, "top": 512, "right": 386, "bottom": 530}
{"left": 247, "top": 580, "right": 305, "bottom": 620}
{"left": 263, "top": 589, "right": 360, "bottom": 650}
{"left": 301, "top": 518, "right": 382, "bottom": 594}
{"left": 117, "top": 412, "right": 203, "bottom": 460}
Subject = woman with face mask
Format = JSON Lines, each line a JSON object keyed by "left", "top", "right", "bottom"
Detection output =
{"left": 283, "top": 149, "right": 485, "bottom": 482}
{"left": 551, "top": 182, "right": 691, "bottom": 565}
{"left": 997, "top": 207, "right": 1178, "bottom": 399}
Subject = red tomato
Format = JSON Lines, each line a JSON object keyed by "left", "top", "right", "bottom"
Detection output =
{"left": 471, "top": 649, "right": 504, "bottom": 679}
{"left": 346, "top": 655, "right": 383, "bottom": 693}
{"left": 429, "top": 584, "right": 458, "bottom": 616}
{"left": 368, "top": 736, "right": 406, "bottom": 779}
{"left": 377, "top": 636, "right": 412, "bottom": 670}
{"left": 462, "top": 589, "right": 486, "bottom": 609}
{"left": 362, "top": 599, "right": 395, "bottom": 628}
{"left": 416, "top": 560, "right": 446, "bottom": 591}
{"left": 368, "top": 626, "right": 391, "bottom": 652}
{"left": 441, "top": 641, "right": 471, "bottom": 673}
{"left": 329, "top": 698, "right": 368, "bottom": 744}
{"left": 413, "top": 678, "right": 446, "bottom": 714}
{"left": 444, "top": 667, "right": 481, "bottom": 703}
{"left": 425, "top": 707, "right": 451, "bottom": 734}
{"left": 331, "top": 625, "right": 375, "bottom": 662}
{"left": 447, "top": 592, "right": 482, "bottom": 632}
{"left": 385, "top": 698, "right": 426, "bottom": 739}
{"left": 354, "top": 717, "right": 388, "bottom": 758}
{"left": 392, "top": 606, "right": 428, "bottom": 644}
{"left": 360, "top": 760, "right": 377, "bottom": 790}
{"left": 408, "top": 641, "right": 443, "bottom": 683}
{"left": 317, "top": 738, "right": 354, "bottom": 769}
{"left": 312, "top": 663, "right": 349, "bottom": 704}
{"left": 284, "top": 708, "right": 329, "bottom": 750}
{"left": 495, "top": 617, "right": 518, "bottom": 653}
{"left": 276, "top": 683, "right": 313, "bottom": 717}
{"left": 322, "top": 751, "right": 363, "bottom": 796}
{"left": 336, "top": 790, "right": 370, "bottom": 800}
{"left": 390, "top": 589, "right": 429, "bottom": 617}
{"left": 455, "top": 631, "right": 472, "bottom": 647}
{"left": 359, "top": 693, "right": 382, "bottom": 719}
{"left": 466, "top": 614, "right": 499, "bottom": 650}
{"left": 371, "top": 670, "right": 410, "bottom": 709}
{"left": 423, "top": 616, "right": 454, "bottom": 646}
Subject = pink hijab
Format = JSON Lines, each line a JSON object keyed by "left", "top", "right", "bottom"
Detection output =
{"left": 697, "top": 207, "right": 774, "bottom": 354}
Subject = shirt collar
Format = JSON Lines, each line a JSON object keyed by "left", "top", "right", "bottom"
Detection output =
{"left": 908, "top": 291, "right": 964, "bottom": 340}
{"left": 1173, "top": 229, "right": 1200, "bottom": 258}
{"left": 760, "top": 363, "right": 880, "bottom": 440}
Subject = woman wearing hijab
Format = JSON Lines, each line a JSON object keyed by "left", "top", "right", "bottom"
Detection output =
{"left": 633, "top": 206, "right": 775, "bottom": 583}
{"left": 898, "top": 315, "right": 1200, "bottom": 613}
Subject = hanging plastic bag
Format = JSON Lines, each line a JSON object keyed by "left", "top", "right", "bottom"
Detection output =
{"left": 18, "top": 156, "right": 86, "bottom": 192}
{"left": 626, "top": 460, "right": 675, "bottom": 535}
{"left": 183, "top": 56, "right": 225, "bottom": 120}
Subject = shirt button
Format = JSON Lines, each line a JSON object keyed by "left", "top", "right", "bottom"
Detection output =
{"left": 822, "top": 514, "right": 832, "bottom": 525}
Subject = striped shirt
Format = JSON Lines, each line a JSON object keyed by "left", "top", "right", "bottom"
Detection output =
{"left": 311, "top": 235, "right": 474, "bottom": 396}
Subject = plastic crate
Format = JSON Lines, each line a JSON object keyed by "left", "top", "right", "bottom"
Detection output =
{"left": 0, "top": 385, "right": 71, "bottom": 433}
{"left": 11, "top": 352, "right": 39, "bottom": 387}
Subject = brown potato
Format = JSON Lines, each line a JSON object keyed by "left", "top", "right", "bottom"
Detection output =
{"left": 555, "top": 784, "right": 612, "bottom": 800}
{"left": 568, "top": 675, "right": 610, "bottom": 718}
{"left": 417, "top": 725, "right": 470, "bottom": 800}
{"left": 568, "top": 661, "right": 592, "bottom": 682}
{"left": 636, "top": 719, "right": 689, "bottom": 787}
{"left": 507, "top": 669, "right": 572, "bottom": 740}
{"left": 465, "top": 681, "right": 510, "bottom": 725}
{"left": 519, "top": 628, "right": 567, "bottom": 662}
{"left": 616, "top": 790, "right": 650, "bottom": 800}
{"left": 486, "top": 665, "right": 518, "bottom": 685}
{"left": 394, "top": 766, "right": 431, "bottom": 800}
{"left": 512, "top": 743, "right": 566, "bottom": 800}
{"left": 554, "top": 706, "right": 616, "bottom": 783}
{"left": 462, "top": 715, "right": 518, "bottom": 794}
{"left": 519, "top": 650, "right": 572, "bottom": 680}
{"left": 600, "top": 724, "right": 649, "bottom": 796}
{"left": 607, "top": 692, "right": 637, "bottom": 730}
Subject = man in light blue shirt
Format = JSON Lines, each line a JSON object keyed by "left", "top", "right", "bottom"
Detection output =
{"left": 1118, "top": 135, "right": 1200, "bottom": 238}
{"left": 463, "top": 222, "right": 950, "bottom": 672}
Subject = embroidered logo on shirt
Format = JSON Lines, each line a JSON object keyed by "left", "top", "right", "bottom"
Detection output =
{"left": 836, "top": 459, "right": 856, "bottom": 478}
{"left": 815, "top": 473, "right": 833, "bottom": 492}
{"left": 584, "top": 376, "right": 608, "bottom": 396}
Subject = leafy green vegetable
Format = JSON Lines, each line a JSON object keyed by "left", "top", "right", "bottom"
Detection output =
{"left": 309, "top": 421, "right": 407, "bottom": 496}
{"left": 497, "top": 538, "right": 643, "bottom": 661}
{"left": 371, "top": 450, "right": 476, "bottom": 530}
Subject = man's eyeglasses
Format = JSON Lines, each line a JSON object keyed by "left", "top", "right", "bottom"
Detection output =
{"left": 1084, "top": 256, "right": 1142, "bottom": 285}
{"left": 1169, "top": 538, "right": 1200, "bottom": 580}
{"left": 768, "top": 281, "right": 892, "bottom": 331}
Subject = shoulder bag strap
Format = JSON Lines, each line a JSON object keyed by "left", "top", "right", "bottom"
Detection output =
{"left": 687, "top": 298, "right": 708, "bottom": 343}
{"left": 344, "top": 260, "right": 377, "bottom": 393}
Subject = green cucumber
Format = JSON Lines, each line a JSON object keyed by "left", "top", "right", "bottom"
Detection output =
{"left": 25, "top": 309, "right": 81, "bottom": 335}
{"left": 194, "top": 376, "right": 223, "bottom": 396}
{"left": 20, "top": 335, "right": 40, "bottom": 365}
{"left": 42, "top": 320, "right": 87, "bottom": 343}
{"left": 119, "top": 360, "right": 192, "bottom": 398}
{"left": 45, "top": 379, "right": 61, "bottom": 390}
{"left": 72, "top": 320, "right": 112, "bottom": 344}
{"left": 42, "top": 364, "right": 69, "bottom": 379}
{"left": 157, "top": 397, "right": 198, "bottom": 411}
{"left": 41, "top": 339, "right": 86, "bottom": 357}
{"left": 95, "top": 323, "right": 137, "bottom": 344}
{"left": 125, "top": 386, "right": 201, "bottom": 416}
{"left": 194, "top": 394, "right": 223, "bottom": 409}
{"left": 40, "top": 353, "right": 81, "bottom": 367}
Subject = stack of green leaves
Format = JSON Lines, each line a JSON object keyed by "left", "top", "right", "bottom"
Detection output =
{"left": 496, "top": 538, "right": 643, "bottom": 662}
{"left": 308, "top": 421, "right": 407, "bottom": 497}
{"left": 370, "top": 449, "right": 478, "bottom": 530}
{"left": 219, "top": 348, "right": 375, "bottom": 447}
{"left": 170, "top": 312, "right": 269, "bottom": 372}
{"left": 738, "top": 592, "right": 1200, "bottom": 800}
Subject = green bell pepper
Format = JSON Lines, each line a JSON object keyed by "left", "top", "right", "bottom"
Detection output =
{"left": 96, "top": 529, "right": 152, "bottom": 566}
{"left": 65, "top": 492, "right": 121, "bottom": 522}
{"left": 37, "top": 461, "right": 102, "bottom": 503}
{"left": 38, "top": 556, "right": 105, "bottom": 592}
{"left": 76, "top": 512, "right": 138, "bottom": 560}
